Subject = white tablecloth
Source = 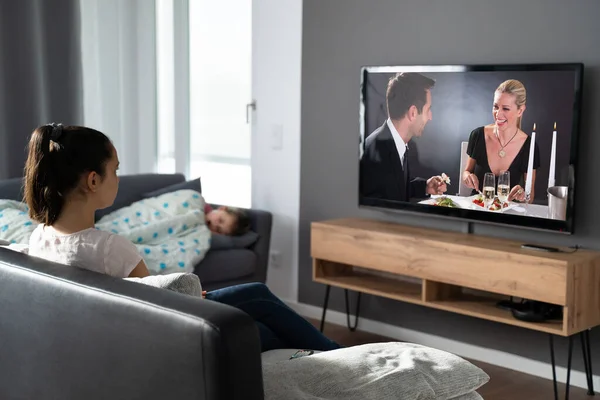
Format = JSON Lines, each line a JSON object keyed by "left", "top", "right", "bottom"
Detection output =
{"left": 419, "top": 194, "right": 550, "bottom": 219}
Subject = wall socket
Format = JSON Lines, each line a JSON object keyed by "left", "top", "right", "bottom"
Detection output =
{"left": 269, "top": 250, "right": 282, "bottom": 268}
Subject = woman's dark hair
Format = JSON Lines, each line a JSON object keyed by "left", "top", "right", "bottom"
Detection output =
{"left": 23, "top": 123, "right": 113, "bottom": 226}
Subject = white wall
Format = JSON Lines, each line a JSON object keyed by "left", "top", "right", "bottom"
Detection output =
{"left": 251, "top": 0, "right": 303, "bottom": 301}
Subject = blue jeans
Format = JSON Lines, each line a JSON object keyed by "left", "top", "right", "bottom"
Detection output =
{"left": 205, "top": 282, "right": 341, "bottom": 352}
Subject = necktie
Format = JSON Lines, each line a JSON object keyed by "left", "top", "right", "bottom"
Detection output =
{"left": 403, "top": 145, "right": 409, "bottom": 183}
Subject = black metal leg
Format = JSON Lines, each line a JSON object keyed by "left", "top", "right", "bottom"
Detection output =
{"left": 566, "top": 336, "right": 574, "bottom": 400}
{"left": 581, "top": 329, "right": 595, "bottom": 396}
{"left": 550, "top": 334, "right": 559, "bottom": 400}
{"left": 344, "top": 289, "right": 361, "bottom": 332}
{"left": 319, "top": 285, "right": 331, "bottom": 333}
{"left": 549, "top": 332, "right": 595, "bottom": 400}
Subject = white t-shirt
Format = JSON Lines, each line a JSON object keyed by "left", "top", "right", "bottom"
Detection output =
{"left": 28, "top": 224, "right": 142, "bottom": 278}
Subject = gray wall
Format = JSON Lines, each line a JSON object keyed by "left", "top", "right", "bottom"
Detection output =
{"left": 300, "top": 0, "right": 600, "bottom": 377}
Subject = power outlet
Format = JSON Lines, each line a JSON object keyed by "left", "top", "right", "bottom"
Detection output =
{"left": 269, "top": 250, "right": 282, "bottom": 268}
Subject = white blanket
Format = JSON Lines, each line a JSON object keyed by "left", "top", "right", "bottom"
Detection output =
{"left": 0, "top": 190, "right": 212, "bottom": 275}
{"left": 0, "top": 200, "right": 36, "bottom": 244}
{"left": 95, "top": 189, "right": 211, "bottom": 275}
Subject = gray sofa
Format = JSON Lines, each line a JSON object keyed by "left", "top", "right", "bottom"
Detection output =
{"left": 0, "top": 245, "right": 265, "bottom": 400}
{"left": 0, "top": 173, "right": 272, "bottom": 291}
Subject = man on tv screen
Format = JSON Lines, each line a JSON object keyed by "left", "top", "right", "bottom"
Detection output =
{"left": 359, "top": 72, "right": 448, "bottom": 203}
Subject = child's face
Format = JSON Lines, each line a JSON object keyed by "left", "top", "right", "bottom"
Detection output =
{"left": 206, "top": 207, "right": 236, "bottom": 235}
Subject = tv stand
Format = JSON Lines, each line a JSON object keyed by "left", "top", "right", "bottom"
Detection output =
{"left": 311, "top": 218, "right": 600, "bottom": 399}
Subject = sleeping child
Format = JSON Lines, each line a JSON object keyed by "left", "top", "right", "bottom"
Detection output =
{"left": 204, "top": 203, "right": 250, "bottom": 236}
{"left": 0, "top": 188, "right": 250, "bottom": 275}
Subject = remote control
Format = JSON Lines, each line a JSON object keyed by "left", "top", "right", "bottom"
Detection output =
{"left": 521, "top": 244, "right": 559, "bottom": 252}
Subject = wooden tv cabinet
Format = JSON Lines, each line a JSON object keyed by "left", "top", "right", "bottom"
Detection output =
{"left": 310, "top": 218, "right": 599, "bottom": 398}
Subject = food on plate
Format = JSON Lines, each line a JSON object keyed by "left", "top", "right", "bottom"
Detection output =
{"left": 489, "top": 197, "right": 508, "bottom": 211}
{"left": 472, "top": 194, "right": 485, "bottom": 208}
{"left": 433, "top": 196, "right": 459, "bottom": 208}
{"left": 472, "top": 194, "right": 509, "bottom": 211}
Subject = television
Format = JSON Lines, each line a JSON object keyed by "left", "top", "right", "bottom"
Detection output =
{"left": 358, "top": 63, "right": 584, "bottom": 233}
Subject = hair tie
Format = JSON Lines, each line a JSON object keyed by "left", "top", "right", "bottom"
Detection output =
{"left": 49, "top": 123, "right": 63, "bottom": 141}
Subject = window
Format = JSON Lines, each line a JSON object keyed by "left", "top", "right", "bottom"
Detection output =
{"left": 188, "top": 0, "right": 252, "bottom": 208}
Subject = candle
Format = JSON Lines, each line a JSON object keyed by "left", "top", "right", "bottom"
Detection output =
{"left": 548, "top": 122, "right": 557, "bottom": 188}
{"left": 525, "top": 123, "right": 536, "bottom": 196}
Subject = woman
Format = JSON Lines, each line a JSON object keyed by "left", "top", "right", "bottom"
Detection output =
{"left": 24, "top": 123, "right": 340, "bottom": 353}
{"left": 462, "top": 79, "right": 540, "bottom": 203}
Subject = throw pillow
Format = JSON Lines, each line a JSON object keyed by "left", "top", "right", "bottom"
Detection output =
{"left": 124, "top": 272, "right": 202, "bottom": 297}
{"left": 261, "top": 342, "right": 489, "bottom": 400}
{"left": 142, "top": 178, "right": 202, "bottom": 198}
{"left": 210, "top": 231, "right": 259, "bottom": 250}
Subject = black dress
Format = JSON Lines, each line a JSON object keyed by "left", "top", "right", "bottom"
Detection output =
{"left": 466, "top": 126, "right": 540, "bottom": 193}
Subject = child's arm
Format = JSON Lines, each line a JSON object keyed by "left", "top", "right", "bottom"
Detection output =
{"left": 128, "top": 259, "right": 150, "bottom": 278}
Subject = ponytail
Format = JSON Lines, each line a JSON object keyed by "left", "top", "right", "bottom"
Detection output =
{"left": 24, "top": 124, "right": 113, "bottom": 226}
{"left": 24, "top": 124, "right": 65, "bottom": 225}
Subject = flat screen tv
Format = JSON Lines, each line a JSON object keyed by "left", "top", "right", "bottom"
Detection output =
{"left": 358, "top": 63, "right": 583, "bottom": 233}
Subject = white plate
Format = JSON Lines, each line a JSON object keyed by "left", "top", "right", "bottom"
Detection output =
{"left": 419, "top": 195, "right": 520, "bottom": 213}
{"left": 419, "top": 196, "right": 467, "bottom": 209}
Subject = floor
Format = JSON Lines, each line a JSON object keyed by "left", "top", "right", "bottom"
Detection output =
{"left": 310, "top": 318, "right": 594, "bottom": 400}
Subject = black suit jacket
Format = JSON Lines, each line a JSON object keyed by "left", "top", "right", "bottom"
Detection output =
{"left": 359, "top": 122, "right": 427, "bottom": 202}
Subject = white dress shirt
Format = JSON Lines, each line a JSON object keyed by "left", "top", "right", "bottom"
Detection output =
{"left": 386, "top": 118, "right": 408, "bottom": 167}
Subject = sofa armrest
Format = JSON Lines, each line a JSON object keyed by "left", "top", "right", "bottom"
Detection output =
{"left": 211, "top": 205, "right": 273, "bottom": 284}
{"left": 0, "top": 248, "right": 264, "bottom": 400}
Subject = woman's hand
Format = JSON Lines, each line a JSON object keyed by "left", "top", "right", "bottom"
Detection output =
{"left": 463, "top": 172, "right": 479, "bottom": 191}
{"left": 508, "top": 185, "right": 527, "bottom": 202}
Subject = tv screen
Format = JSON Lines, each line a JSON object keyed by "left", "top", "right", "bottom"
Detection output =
{"left": 358, "top": 63, "right": 583, "bottom": 233}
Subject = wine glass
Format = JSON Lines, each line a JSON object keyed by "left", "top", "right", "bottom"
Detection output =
{"left": 497, "top": 171, "right": 510, "bottom": 208}
{"left": 482, "top": 173, "right": 495, "bottom": 210}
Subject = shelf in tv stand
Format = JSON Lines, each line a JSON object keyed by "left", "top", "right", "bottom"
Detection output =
{"left": 310, "top": 218, "right": 600, "bottom": 337}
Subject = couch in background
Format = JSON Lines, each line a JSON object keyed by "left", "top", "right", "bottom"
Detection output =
{"left": 0, "top": 173, "right": 273, "bottom": 291}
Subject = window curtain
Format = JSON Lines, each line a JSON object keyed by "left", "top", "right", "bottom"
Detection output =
{"left": 79, "top": 0, "right": 158, "bottom": 175}
{"left": 0, "top": 0, "right": 83, "bottom": 179}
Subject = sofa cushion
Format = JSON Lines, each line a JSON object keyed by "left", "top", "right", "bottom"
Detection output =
{"left": 0, "top": 177, "right": 24, "bottom": 202}
{"left": 124, "top": 272, "right": 203, "bottom": 297}
{"left": 194, "top": 249, "right": 256, "bottom": 284}
{"left": 211, "top": 231, "right": 259, "bottom": 250}
{"left": 142, "top": 178, "right": 202, "bottom": 198}
{"left": 95, "top": 174, "right": 186, "bottom": 221}
{"left": 260, "top": 342, "right": 489, "bottom": 400}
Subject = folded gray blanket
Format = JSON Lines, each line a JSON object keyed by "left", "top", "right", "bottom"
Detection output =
{"left": 261, "top": 342, "right": 489, "bottom": 400}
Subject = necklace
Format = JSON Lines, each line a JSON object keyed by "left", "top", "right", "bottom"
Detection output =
{"left": 495, "top": 127, "right": 519, "bottom": 158}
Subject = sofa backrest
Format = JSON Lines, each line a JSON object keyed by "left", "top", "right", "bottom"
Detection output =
{"left": 95, "top": 173, "right": 186, "bottom": 220}
{"left": 0, "top": 247, "right": 264, "bottom": 400}
{"left": 0, "top": 173, "right": 187, "bottom": 221}
{"left": 0, "top": 176, "right": 25, "bottom": 202}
